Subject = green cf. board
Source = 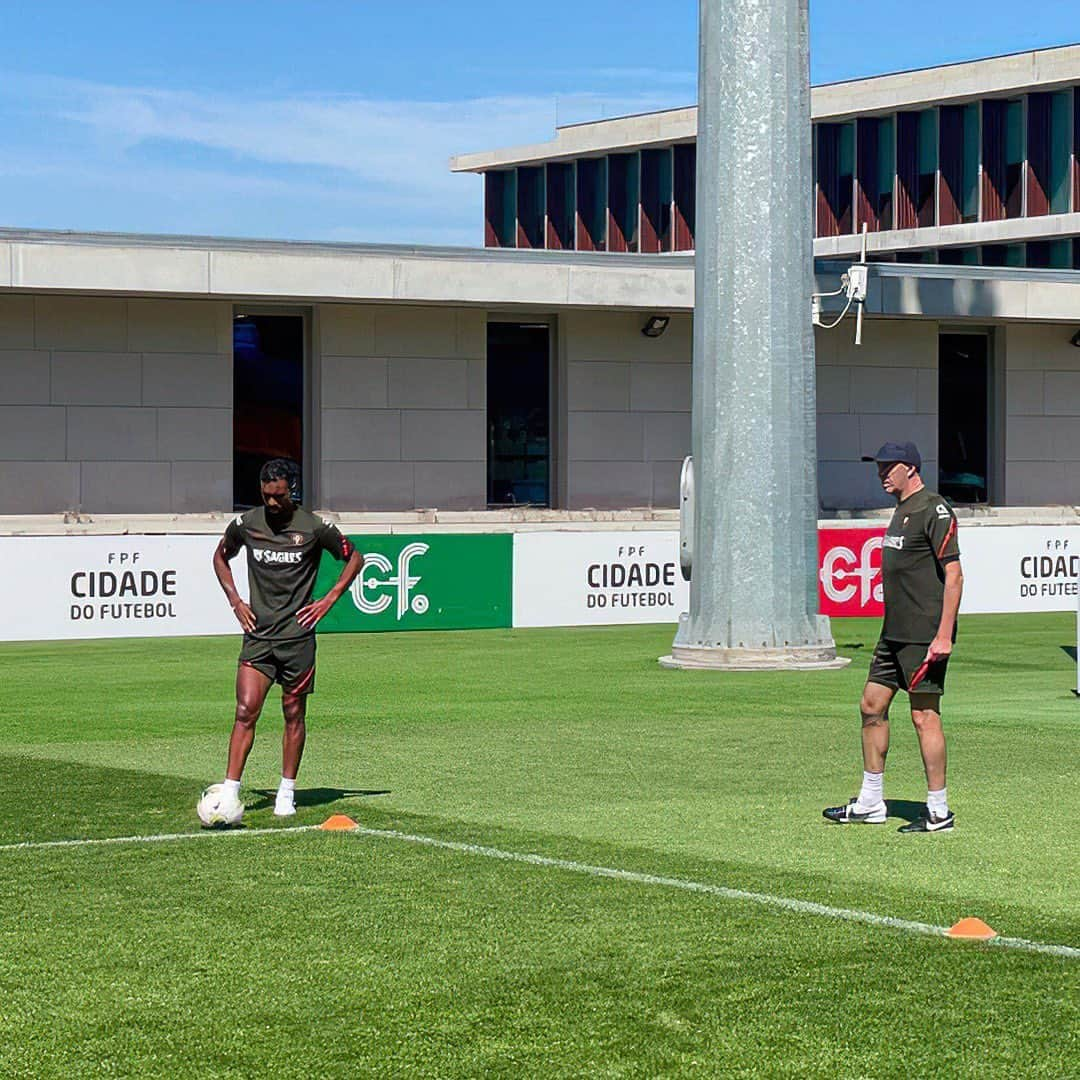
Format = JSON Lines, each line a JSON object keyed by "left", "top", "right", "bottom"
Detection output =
{"left": 315, "top": 534, "right": 512, "bottom": 633}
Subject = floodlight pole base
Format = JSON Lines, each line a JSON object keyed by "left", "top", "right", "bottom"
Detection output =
{"left": 659, "top": 644, "right": 850, "bottom": 672}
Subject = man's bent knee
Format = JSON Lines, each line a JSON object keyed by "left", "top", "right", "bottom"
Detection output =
{"left": 235, "top": 699, "right": 262, "bottom": 727}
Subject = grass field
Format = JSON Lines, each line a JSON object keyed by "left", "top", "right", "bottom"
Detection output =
{"left": 1, "top": 614, "right": 1076, "bottom": 1077}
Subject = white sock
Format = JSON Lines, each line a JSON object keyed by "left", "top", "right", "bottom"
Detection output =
{"left": 222, "top": 778, "right": 241, "bottom": 797}
{"left": 855, "top": 771, "right": 884, "bottom": 811}
{"left": 277, "top": 777, "right": 296, "bottom": 799}
{"left": 927, "top": 787, "right": 949, "bottom": 818}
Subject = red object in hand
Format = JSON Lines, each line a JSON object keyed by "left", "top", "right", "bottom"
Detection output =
{"left": 908, "top": 656, "right": 933, "bottom": 690}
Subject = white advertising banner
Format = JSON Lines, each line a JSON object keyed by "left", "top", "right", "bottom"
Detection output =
{"left": 951, "top": 526, "right": 1078, "bottom": 614}
{"left": 513, "top": 531, "right": 688, "bottom": 628}
{"left": 0, "top": 535, "right": 247, "bottom": 642}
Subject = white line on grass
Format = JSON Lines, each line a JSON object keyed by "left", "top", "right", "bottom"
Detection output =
{"left": 2, "top": 822, "right": 1075, "bottom": 959}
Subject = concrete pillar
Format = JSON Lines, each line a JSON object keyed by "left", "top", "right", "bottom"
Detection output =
{"left": 662, "top": 0, "right": 846, "bottom": 670}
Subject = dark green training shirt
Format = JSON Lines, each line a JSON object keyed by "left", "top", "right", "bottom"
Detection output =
{"left": 222, "top": 507, "right": 353, "bottom": 641}
{"left": 880, "top": 487, "right": 961, "bottom": 644}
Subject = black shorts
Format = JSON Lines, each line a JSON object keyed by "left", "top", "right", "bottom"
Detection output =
{"left": 867, "top": 638, "right": 949, "bottom": 697}
{"left": 238, "top": 634, "right": 317, "bottom": 695}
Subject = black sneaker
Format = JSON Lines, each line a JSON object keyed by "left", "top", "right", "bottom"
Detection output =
{"left": 823, "top": 798, "right": 887, "bottom": 824}
{"left": 898, "top": 809, "right": 955, "bottom": 833}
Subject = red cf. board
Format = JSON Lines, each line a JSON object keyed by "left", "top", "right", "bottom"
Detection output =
{"left": 818, "top": 527, "right": 887, "bottom": 617}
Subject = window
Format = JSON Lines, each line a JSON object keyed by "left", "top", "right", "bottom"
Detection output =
{"left": 939, "top": 333, "right": 990, "bottom": 504}
{"left": 545, "top": 163, "right": 574, "bottom": 250}
{"left": 484, "top": 171, "right": 516, "bottom": 248}
{"left": 816, "top": 122, "right": 854, "bottom": 236}
{"left": 896, "top": 110, "right": 938, "bottom": 230}
{"left": 640, "top": 148, "right": 673, "bottom": 253}
{"left": 487, "top": 323, "right": 550, "bottom": 507}
{"left": 576, "top": 157, "right": 607, "bottom": 251}
{"left": 607, "top": 152, "right": 640, "bottom": 253}
{"left": 516, "top": 166, "right": 544, "bottom": 249}
{"left": 940, "top": 103, "right": 979, "bottom": 225}
{"left": 856, "top": 117, "right": 894, "bottom": 232}
{"left": 233, "top": 314, "right": 304, "bottom": 510}
{"left": 673, "top": 143, "right": 696, "bottom": 250}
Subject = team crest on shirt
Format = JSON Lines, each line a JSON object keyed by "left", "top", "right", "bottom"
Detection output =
{"left": 287, "top": 532, "right": 305, "bottom": 546}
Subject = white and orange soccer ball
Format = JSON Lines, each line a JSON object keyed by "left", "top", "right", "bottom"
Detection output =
{"left": 196, "top": 784, "right": 244, "bottom": 828}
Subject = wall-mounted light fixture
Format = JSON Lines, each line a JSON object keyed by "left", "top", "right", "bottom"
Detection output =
{"left": 641, "top": 315, "right": 671, "bottom": 338}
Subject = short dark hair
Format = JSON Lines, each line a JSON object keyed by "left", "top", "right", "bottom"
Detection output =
{"left": 259, "top": 458, "right": 301, "bottom": 502}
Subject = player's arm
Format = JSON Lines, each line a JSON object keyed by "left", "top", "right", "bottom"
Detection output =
{"left": 927, "top": 502, "right": 963, "bottom": 661}
{"left": 213, "top": 524, "right": 256, "bottom": 633}
{"left": 296, "top": 531, "right": 363, "bottom": 630}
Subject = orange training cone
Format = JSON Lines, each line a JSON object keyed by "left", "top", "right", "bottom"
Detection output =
{"left": 947, "top": 917, "right": 997, "bottom": 940}
{"left": 320, "top": 814, "right": 359, "bottom": 831}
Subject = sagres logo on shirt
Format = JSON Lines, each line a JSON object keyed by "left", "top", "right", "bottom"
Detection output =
{"left": 252, "top": 548, "right": 304, "bottom": 565}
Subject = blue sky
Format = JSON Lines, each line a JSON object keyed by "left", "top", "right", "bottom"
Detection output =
{"left": 0, "top": 1, "right": 1077, "bottom": 246}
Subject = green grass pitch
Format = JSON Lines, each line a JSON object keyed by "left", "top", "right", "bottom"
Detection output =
{"left": 1, "top": 614, "right": 1076, "bottom": 1077}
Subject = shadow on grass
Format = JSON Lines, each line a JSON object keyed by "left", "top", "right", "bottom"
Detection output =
{"left": 885, "top": 799, "right": 925, "bottom": 823}
{"left": 248, "top": 787, "right": 391, "bottom": 811}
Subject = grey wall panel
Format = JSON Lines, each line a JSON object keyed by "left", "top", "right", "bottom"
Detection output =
{"left": 127, "top": 299, "right": 228, "bottom": 354}
{"left": 0, "top": 462, "right": 80, "bottom": 513}
{"left": 389, "top": 357, "right": 469, "bottom": 409}
{"left": 321, "top": 305, "right": 376, "bottom": 356}
{"left": 157, "top": 408, "right": 231, "bottom": 461}
{"left": 0, "top": 350, "right": 51, "bottom": 404}
{"left": 629, "top": 361, "right": 691, "bottom": 412}
{"left": 816, "top": 413, "right": 862, "bottom": 461}
{"left": 67, "top": 407, "right": 157, "bottom": 461}
{"left": 568, "top": 412, "right": 645, "bottom": 461}
{"left": 142, "top": 353, "right": 231, "bottom": 407}
{"left": 375, "top": 307, "right": 461, "bottom": 358}
{"left": 323, "top": 409, "right": 402, "bottom": 461}
{"left": 0, "top": 295, "right": 35, "bottom": 348}
{"left": 651, "top": 460, "right": 683, "bottom": 507}
{"left": 52, "top": 352, "right": 142, "bottom": 406}
{"left": 642, "top": 411, "right": 691, "bottom": 462}
{"left": 171, "top": 461, "right": 231, "bottom": 512}
{"left": 34, "top": 296, "right": 128, "bottom": 351}
{"left": 81, "top": 462, "right": 173, "bottom": 512}
{"left": 413, "top": 461, "right": 486, "bottom": 509}
{"left": 320, "top": 461, "right": 415, "bottom": 511}
{"left": 0, "top": 406, "right": 67, "bottom": 460}
{"left": 567, "top": 361, "right": 630, "bottom": 411}
{"left": 321, "top": 355, "right": 388, "bottom": 408}
{"left": 401, "top": 409, "right": 485, "bottom": 461}
{"left": 567, "top": 461, "right": 654, "bottom": 509}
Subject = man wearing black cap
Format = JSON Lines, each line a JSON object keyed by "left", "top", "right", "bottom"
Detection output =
{"left": 824, "top": 441, "right": 963, "bottom": 832}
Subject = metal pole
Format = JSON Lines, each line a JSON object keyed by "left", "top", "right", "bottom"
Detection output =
{"left": 662, "top": 0, "right": 846, "bottom": 670}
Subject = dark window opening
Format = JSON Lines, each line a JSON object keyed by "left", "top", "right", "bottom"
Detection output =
{"left": 516, "top": 166, "right": 544, "bottom": 249}
{"left": 233, "top": 314, "right": 304, "bottom": 510}
{"left": 607, "top": 152, "right": 639, "bottom": 253}
{"left": 939, "top": 333, "right": 989, "bottom": 504}
{"left": 856, "top": 117, "right": 893, "bottom": 232}
{"left": 816, "top": 122, "right": 854, "bottom": 236}
{"left": 640, "top": 148, "right": 673, "bottom": 253}
{"left": 487, "top": 323, "right": 550, "bottom": 507}
{"left": 484, "top": 171, "right": 516, "bottom": 248}
{"left": 576, "top": 157, "right": 607, "bottom": 251}
{"left": 673, "top": 143, "right": 696, "bottom": 250}
{"left": 545, "top": 163, "right": 574, "bottom": 250}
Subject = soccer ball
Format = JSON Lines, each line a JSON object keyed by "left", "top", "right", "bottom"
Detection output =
{"left": 196, "top": 784, "right": 244, "bottom": 828}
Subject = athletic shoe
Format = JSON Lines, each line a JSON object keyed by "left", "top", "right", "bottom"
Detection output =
{"left": 898, "top": 809, "right": 954, "bottom": 833}
{"left": 822, "top": 798, "right": 887, "bottom": 824}
{"left": 273, "top": 794, "right": 296, "bottom": 818}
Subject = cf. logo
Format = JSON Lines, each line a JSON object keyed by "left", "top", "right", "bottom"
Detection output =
{"left": 350, "top": 542, "right": 430, "bottom": 619}
{"left": 819, "top": 537, "right": 883, "bottom": 606}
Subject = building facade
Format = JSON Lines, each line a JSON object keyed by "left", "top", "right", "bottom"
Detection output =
{"left": 2, "top": 46, "right": 1080, "bottom": 519}
{"left": 453, "top": 45, "right": 1080, "bottom": 269}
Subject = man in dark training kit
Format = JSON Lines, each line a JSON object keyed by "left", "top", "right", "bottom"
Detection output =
{"left": 208, "top": 458, "right": 362, "bottom": 819}
{"left": 824, "top": 441, "right": 964, "bottom": 833}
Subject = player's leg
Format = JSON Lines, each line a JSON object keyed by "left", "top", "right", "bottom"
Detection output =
{"left": 274, "top": 639, "right": 315, "bottom": 817}
{"left": 900, "top": 691, "right": 953, "bottom": 832}
{"left": 824, "top": 641, "right": 897, "bottom": 824}
{"left": 226, "top": 662, "right": 273, "bottom": 782}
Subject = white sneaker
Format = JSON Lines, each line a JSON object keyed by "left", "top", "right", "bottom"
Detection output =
{"left": 273, "top": 793, "right": 296, "bottom": 818}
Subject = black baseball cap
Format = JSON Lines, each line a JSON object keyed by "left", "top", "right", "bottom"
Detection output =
{"left": 862, "top": 441, "right": 921, "bottom": 468}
